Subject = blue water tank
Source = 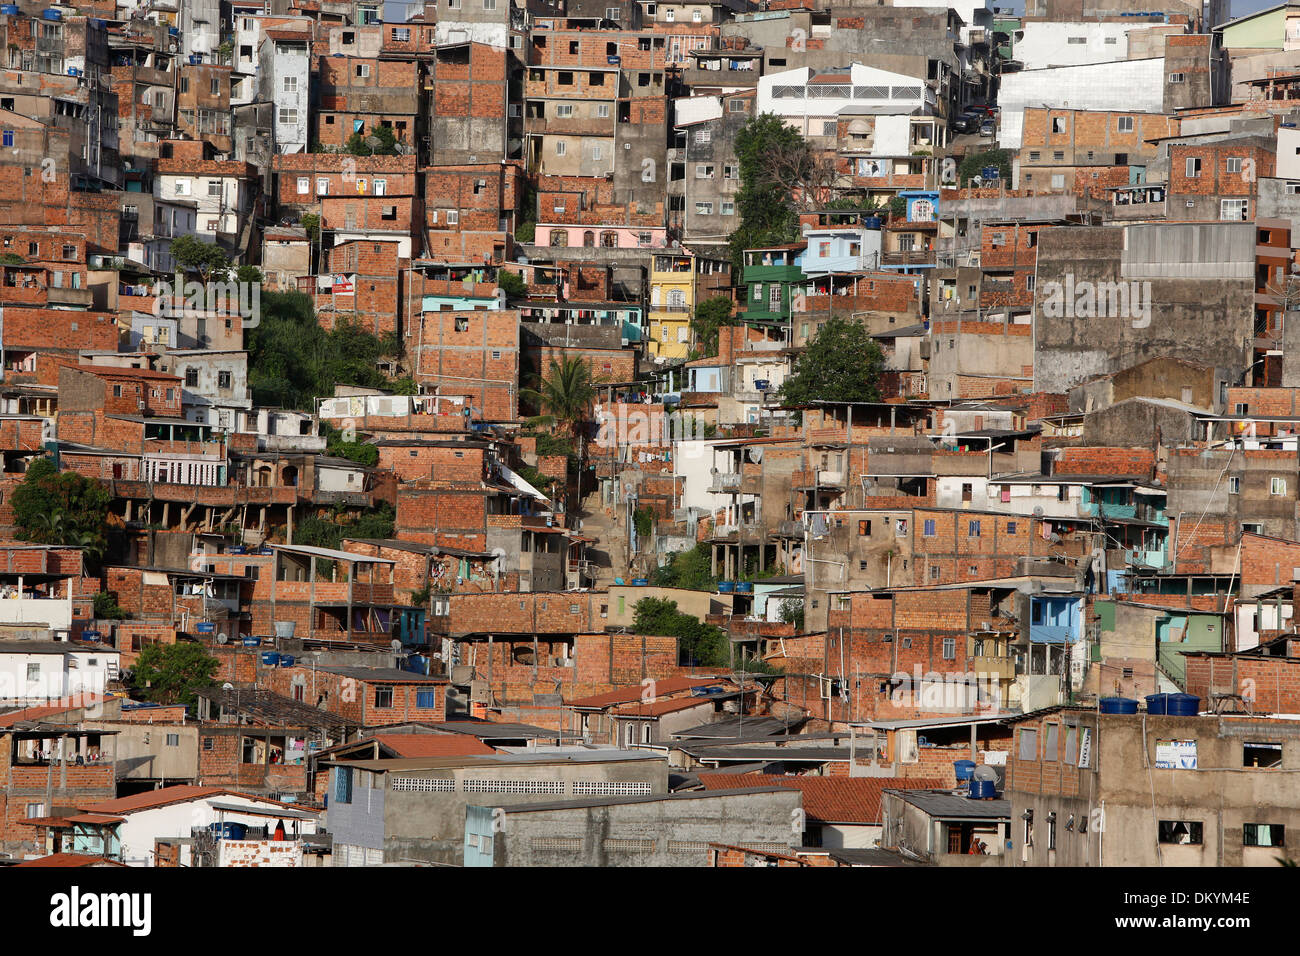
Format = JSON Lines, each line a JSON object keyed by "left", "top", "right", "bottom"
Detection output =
{"left": 968, "top": 779, "right": 996, "bottom": 799}
{"left": 1099, "top": 696, "right": 1138, "bottom": 714}
{"left": 954, "top": 759, "right": 976, "bottom": 781}
{"left": 735, "top": 581, "right": 753, "bottom": 593}
{"left": 242, "top": 636, "right": 261, "bottom": 647}
{"left": 1166, "top": 693, "right": 1200, "bottom": 717}
{"left": 630, "top": 578, "right": 648, "bottom": 586}
{"left": 1, "top": 5, "right": 21, "bottom": 14}
{"left": 42, "top": 8, "right": 62, "bottom": 20}
{"left": 862, "top": 216, "right": 882, "bottom": 229}
{"left": 211, "top": 821, "right": 248, "bottom": 840}
{"left": 1145, "top": 693, "right": 1170, "bottom": 715}
{"left": 261, "top": 652, "right": 279, "bottom": 666}
{"left": 279, "top": 655, "right": 295, "bottom": 668}
{"left": 717, "top": 581, "right": 735, "bottom": 593}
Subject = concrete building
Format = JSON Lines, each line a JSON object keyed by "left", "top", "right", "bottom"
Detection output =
{"left": 324, "top": 750, "right": 669, "bottom": 865}
{"left": 463, "top": 787, "right": 801, "bottom": 866}
{"left": 1007, "top": 707, "right": 1300, "bottom": 866}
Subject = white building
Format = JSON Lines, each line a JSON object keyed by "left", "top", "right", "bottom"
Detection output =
{"left": 258, "top": 31, "right": 311, "bottom": 154}
{"left": 1012, "top": 21, "right": 1148, "bottom": 72}
{"left": 756, "top": 64, "right": 940, "bottom": 145}
{"left": 0, "top": 641, "right": 119, "bottom": 706}
{"left": 998, "top": 58, "right": 1167, "bottom": 149}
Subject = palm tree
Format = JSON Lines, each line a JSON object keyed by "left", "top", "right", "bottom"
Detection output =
{"left": 520, "top": 356, "right": 598, "bottom": 513}
{"left": 520, "top": 356, "right": 596, "bottom": 440}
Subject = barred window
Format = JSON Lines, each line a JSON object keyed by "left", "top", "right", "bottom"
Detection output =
{"left": 462, "top": 779, "right": 565, "bottom": 794}
{"left": 572, "top": 781, "right": 653, "bottom": 796}
{"left": 531, "top": 836, "right": 582, "bottom": 850}
{"left": 392, "top": 777, "right": 455, "bottom": 792}
{"left": 602, "top": 838, "right": 655, "bottom": 851}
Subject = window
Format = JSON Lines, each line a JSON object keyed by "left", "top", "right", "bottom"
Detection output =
{"left": 217, "top": 370, "right": 232, "bottom": 390}
{"left": 721, "top": 202, "right": 735, "bottom": 216}
{"left": 1044, "top": 723, "right": 1059, "bottom": 760}
{"left": 1019, "top": 728, "right": 1038, "bottom": 761}
{"left": 1226, "top": 157, "right": 1243, "bottom": 174}
{"left": 1067, "top": 36, "right": 1086, "bottom": 44}
{"left": 968, "top": 519, "right": 981, "bottom": 537}
{"left": 185, "top": 367, "right": 199, "bottom": 387}
{"left": 1159, "top": 821, "right": 1203, "bottom": 845}
{"left": 416, "top": 690, "right": 437, "bottom": 709}
{"left": 942, "top": 638, "right": 956, "bottom": 660}
{"left": 729, "top": 98, "right": 748, "bottom": 113}
{"left": 695, "top": 129, "right": 711, "bottom": 144}
{"left": 373, "top": 685, "right": 394, "bottom": 709}
{"left": 1051, "top": 117, "right": 1065, "bottom": 133}
{"left": 392, "top": 27, "right": 411, "bottom": 41}
{"left": 203, "top": 737, "right": 215, "bottom": 751}
{"left": 296, "top": 176, "right": 310, "bottom": 195}
{"left": 1271, "top": 477, "right": 1287, "bottom": 496}
{"left": 695, "top": 164, "right": 714, "bottom": 179}
{"left": 317, "top": 178, "right": 329, "bottom": 196}
{"left": 334, "top": 767, "right": 353, "bottom": 804}
{"left": 1244, "top": 741, "right": 1282, "bottom": 768}
{"left": 25, "top": 663, "right": 39, "bottom": 681}
{"left": 923, "top": 519, "right": 936, "bottom": 537}
{"left": 279, "top": 107, "right": 298, "bottom": 125}
{"left": 1222, "top": 199, "right": 1249, "bottom": 221}
{"left": 597, "top": 104, "right": 610, "bottom": 118}
{"left": 1007, "top": 521, "right": 1017, "bottom": 534}
{"left": 207, "top": 180, "right": 222, "bottom": 196}
{"left": 555, "top": 104, "right": 573, "bottom": 117}
{"left": 166, "top": 733, "right": 179, "bottom": 746}
{"left": 1168, "top": 72, "right": 1185, "bottom": 83}
{"left": 555, "top": 141, "right": 566, "bottom": 156}
{"left": 858, "top": 520, "right": 872, "bottom": 536}
{"left": 356, "top": 63, "right": 370, "bottom": 78}
{"left": 1117, "top": 116, "right": 1134, "bottom": 133}
{"left": 446, "top": 210, "right": 459, "bottom": 225}
{"left": 1244, "top": 824, "right": 1284, "bottom": 847}
{"left": 2, "top": 130, "right": 12, "bottom": 148}
{"left": 695, "top": 202, "right": 713, "bottom": 215}
{"left": 1229, "top": 476, "right": 1241, "bottom": 494}
{"left": 1186, "top": 157, "right": 1201, "bottom": 178}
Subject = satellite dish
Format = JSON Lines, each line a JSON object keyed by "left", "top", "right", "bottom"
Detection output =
{"left": 216, "top": 632, "right": 229, "bottom": 645}
{"left": 222, "top": 682, "right": 234, "bottom": 691}
{"left": 971, "top": 176, "right": 983, "bottom": 188}
{"left": 1032, "top": 506, "right": 1044, "bottom": 518}
{"left": 973, "top": 764, "right": 998, "bottom": 782}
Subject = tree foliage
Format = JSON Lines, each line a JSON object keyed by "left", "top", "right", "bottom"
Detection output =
{"left": 346, "top": 125, "right": 399, "bottom": 156}
{"left": 497, "top": 269, "right": 528, "bottom": 299}
{"left": 632, "top": 597, "right": 729, "bottom": 668}
{"left": 779, "top": 317, "right": 885, "bottom": 406}
{"left": 246, "top": 291, "right": 404, "bottom": 409}
{"left": 11, "top": 458, "right": 112, "bottom": 561}
{"left": 691, "top": 295, "right": 735, "bottom": 357}
{"left": 651, "top": 543, "right": 716, "bottom": 591}
{"left": 170, "top": 235, "right": 230, "bottom": 282}
{"left": 957, "top": 148, "right": 1012, "bottom": 188}
{"left": 520, "top": 356, "right": 597, "bottom": 439}
{"left": 728, "top": 114, "right": 806, "bottom": 274}
{"left": 295, "top": 503, "right": 396, "bottom": 554}
{"left": 129, "top": 642, "right": 220, "bottom": 712}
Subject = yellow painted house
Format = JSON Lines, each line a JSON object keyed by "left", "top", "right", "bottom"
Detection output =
{"left": 647, "top": 252, "right": 697, "bottom": 360}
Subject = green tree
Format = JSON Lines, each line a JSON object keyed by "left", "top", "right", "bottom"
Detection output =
{"left": 11, "top": 458, "right": 112, "bottom": 561}
{"left": 300, "top": 213, "right": 321, "bottom": 244}
{"left": 779, "top": 317, "right": 885, "bottom": 405}
{"left": 728, "top": 114, "right": 806, "bottom": 274}
{"left": 957, "top": 148, "right": 1012, "bottom": 188}
{"left": 346, "top": 125, "right": 399, "bottom": 156}
{"left": 520, "top": 356, "right": 597, "bottom": 440}
{"left": 497, "top": 269, "right": 528, "bottom": 299}
{"left": 651, "top": 543, "right": 716, "bottom": 591}
{"left": 632, "top": 597, "right": 729, "bottom": 668}
{"left": 690, "top": 295, "right": 735, "bottom": 357}
{"left": 235, "top": 264, "right": 264, "bottom": 285}
{"left": 778, "top": 598, "right": 805, "bottom": 632}
{"left": 320, "top": 422, "right": 380, "bottom": 467}
{"left": 93, "top": 591, "right": 127, "bottom": 620}
{"left": 169, "top": 235, "right": 230, "bottom": 283}
{"left": 130, "top": 643, "right": 220, "bottom": 712}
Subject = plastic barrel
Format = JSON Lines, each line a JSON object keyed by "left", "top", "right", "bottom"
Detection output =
{"left": 1099, "top": 697, "right": 1138, "bottom": 714}
{"left": 631, "top": 578, "right": 648, "bottom": 586}
{"left": 735, "top": 581, "right": 753, "bottom": 593}
{"left": 954, "top": 760, "right": 976, "bottom": 782}
{"left": 968, "top": 779, "right": 997, "bottom": 799}
{"left": 1166, "top": 693, "right": 1200, "bottom": 716}
{"left": 279, "top": 655, "right": 295, "bottom": 668}
{"left": 261, "top": 652, "right": 279, "bottom": 666}
{"left": 717, "top": 581, "right": 735, "bottom": 593}
{"left": 1145, "top": 693, "right": 1170, "bottom": 715}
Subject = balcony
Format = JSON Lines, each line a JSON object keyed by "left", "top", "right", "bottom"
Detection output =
{"left": 709, "top": 472, "right": 742, "bottom": 493}
{"left": 792, "top": 468, "right": 845, "bottom": 490}
{"left": 881, "top": 249, "right": 935, "bottom": 267}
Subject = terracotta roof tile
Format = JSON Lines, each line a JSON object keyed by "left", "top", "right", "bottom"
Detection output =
{"left": 568, "top": 677, "right": 724, "bottom": 710}
{"left": 370, "top": 733, "right": 495, "bottom": 758}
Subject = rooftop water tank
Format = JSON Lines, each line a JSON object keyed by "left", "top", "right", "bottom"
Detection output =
{"left": 1166, "top": 693, "right": 1200, "bottom": 717}
{"left": 1099, "top": 696, "right": 1138, "bottom": 715}
{"left": 953, "top": 759, "right": 976, "bottom": 781}
{"left": 968, "top": 779, "right": 997, "bottom": 799}
{"left": 735, "top": 581, "right": 753, "bottom": 593}
{"left": 717, "top": 581, "right": 735, "bottom": 593}
{"left": 273, "top": 621, "right": 296, "bottom": 639}
{"left": 42, "top": 8, "right": 62, "bottom": 20}
{"left": 1, "top": 5, "right": 22, "bottom": 14}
